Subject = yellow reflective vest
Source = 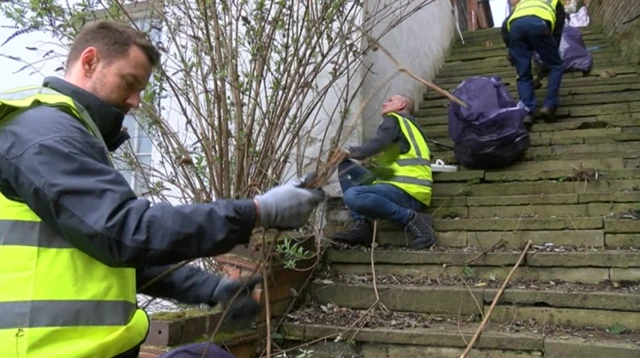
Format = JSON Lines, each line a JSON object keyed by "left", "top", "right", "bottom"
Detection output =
{"left": 372, "top": 112, "right": 433, "bottom": 206}
{"left": 0, "top": 86, "right": 149, "bottom": 357}
{"left": 508, "top": 0, "right": 560, "bottom": 31}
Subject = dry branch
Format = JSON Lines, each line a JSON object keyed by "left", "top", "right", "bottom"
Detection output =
{"left": 459, "top": 240, "right": 533, "bottom": 358}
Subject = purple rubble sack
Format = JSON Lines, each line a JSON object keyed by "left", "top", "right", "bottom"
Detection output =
{"left": 157, "top": 342, "right": 236, "bottom": 358}
{"left": 447, "top": 76, "right": 530, "bottom": 170}
{"left": 534, "top": 25, "right": 594, "bottom": 73}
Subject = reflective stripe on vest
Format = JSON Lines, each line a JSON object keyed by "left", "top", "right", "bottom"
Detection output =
{"left": 0, "top": 86, "right": 149, "bottom": 357}
{"left": 373, "top": 112, "right": 433, "bottom": 206}
{"left": 508, "top": 0, "right": 559, "bottom": 31}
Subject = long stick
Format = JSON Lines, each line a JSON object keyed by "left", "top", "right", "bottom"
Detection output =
{"left": 359, "top": 30, "right": 468, "bottom": 108}
{"left": 459, "top": 240, "right": 533, "bottom": 358}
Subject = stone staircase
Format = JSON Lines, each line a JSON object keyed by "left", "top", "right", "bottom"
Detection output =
{"left": 279, "top": 25, "right": 640, "bottom": 357}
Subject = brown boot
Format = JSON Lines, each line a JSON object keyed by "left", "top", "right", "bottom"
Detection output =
{"left": 331, "top": 220, "right": 373, "bottom": 247}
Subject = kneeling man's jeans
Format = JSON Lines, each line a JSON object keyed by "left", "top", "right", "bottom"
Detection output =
{"left": 338, "top": 159, "right": 424, "bottom": 226}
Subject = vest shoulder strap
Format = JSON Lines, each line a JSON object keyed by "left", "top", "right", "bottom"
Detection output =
{"left": 0, "top": 86, "right": 107, "bottom": 146}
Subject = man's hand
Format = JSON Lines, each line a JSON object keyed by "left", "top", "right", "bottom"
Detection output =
{"left": 328, "top": 146, "right": 351, "bottom": 160}
{"left": 210, "top": 274, "right": 262, "bottom": 328}
{"left": 254, "top": 176, "right": 326, "bottom": 229}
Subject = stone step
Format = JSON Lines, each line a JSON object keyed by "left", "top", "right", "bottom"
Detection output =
{"left": 422, "top": 131, "right": 640, "bottom": 149}
{"left": 448, "top": 34, "right": 614, "bottom": 54}
{"left": 322, "top": 250, "right": 640, "bottom": 285}
{"left": 324, "top": 218, "right": 640, "bottom": 249}
{"left": 434, "top": 67, "right": 639, "bottom": 88}
{"left": 282, "top": 314, "right": 640, "bottom": 357}
{"left": 441, "top": 49, "right": 618, "bottom": 72}
{"left": 451, "top": 27, "right": 602, "bottom": 44}
{"left": 430, "top": 143, "right": 640, "bottom": 165}
{"left": 431, "top": 178, "right": 639, "bottom": 197}
{"left": 448, "top": 38, "right": 612, "bottom": 55}
{"left": 327, "top": 217, "right": 640, "bottom": 235}
{"left": 444, "top": 45, "right": 624, "bottom": 63}
{"left": 424, "top": 75, "right": 640, "bottom": 100}
{"left": 420, "top": 84, "right": 640, "bottom": 109}
{"left": 416, "top": 91, "right": 640, "bottom": 117}
{"left": 424, "top": 120, "right": 639, "bottom": 140}
{"left": 450, "top": 33, "right": 609, "bottom": 52}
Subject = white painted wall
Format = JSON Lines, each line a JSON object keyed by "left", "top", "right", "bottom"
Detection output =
{"left": 360, "top": 0, "right": 455, "bottom": 140}
{"left": 0, "top": 0, "right": 458, "bottom": 202}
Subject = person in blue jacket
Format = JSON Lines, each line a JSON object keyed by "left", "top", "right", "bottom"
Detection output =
{"left": 0, "top": 20, "right": 324, "bottom": 357}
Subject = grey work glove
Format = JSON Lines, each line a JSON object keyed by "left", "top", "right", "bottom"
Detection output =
{"left": 210, "top": 275, "right": 262, "bottom": 329}
{"left": 254, "top": 175, "right": 326, "bottom": 229}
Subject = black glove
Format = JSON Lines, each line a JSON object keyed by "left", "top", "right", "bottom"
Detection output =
{"left": 210, "top": 275, "right": 262, "bottom": 328}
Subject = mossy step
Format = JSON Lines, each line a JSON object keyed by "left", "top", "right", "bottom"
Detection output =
{"left": 416, "top": 92, "right": 640, "bottom": 117}
{"left": 311, "top": 280, "right": 640, "bottom": 316}
{"left": 452, "top": 27, "right": 602, "bottom": 41}
{"left": 308, "top": 281, "right": 640, "bottom": 331}
{"left": 420, "top": 86, "right": 640, "bottom": 109}
{"left": 324, "top": 225, "right": 637, "bottom": 249}
{"left": 328, "top": 191, "right": 640, "bottom": 211}
{"left": 441, "top": 48, "right": 620, "bottom": 66}
{"left": 329, "top": 192, "right": 639, "bottom": 220}
{"left": 450, "top": 38, "right": 612, "bottom": 54}
{"left": 283, "top": 322, "right": 547, "bottom": 354}
{"left": 429, "top": 191, "right": 640, "bottom": 207}
{"left": 442, "top": 50, "right": 618, "bottom": 71}
{"left": 326, "top": 249, "right": 640, "bottom": 268}
{"left": 434, "top": 67, "right": 638, "bottom": 87}
{"left": 451, "top": 29, "right": 604, "bottom": 44}
{"left": 282, "top": 322, "right": 640, "bottom": 357}
{"left": 445, "top": 48, "right": 619, "bottom": 64}
{"left": 327, "top": 250, "right": 640, "bottom": 285}
{"left": 431, "top": 143, "right": 640, "bottom": 165}
{"left": 432, "top": 177, "right": 639, "bottom": 197}
{"left": 450, "top": 33, "right": 609, "bottom": 50}
{"left": 424, "top": 75, "right": 640, "bottom": 100}
{"left": 426, "top": 121, "right": 638, "bottom": 140}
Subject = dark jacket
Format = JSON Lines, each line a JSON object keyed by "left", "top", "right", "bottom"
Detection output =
{"left": 501, "top": 2, "right": 566, "bottom": 47}
{"left": 0, "top": 77, "right": 257, "bottom": 357}
{"left": 347, "top": 112, "right": 430, "bottom": 160}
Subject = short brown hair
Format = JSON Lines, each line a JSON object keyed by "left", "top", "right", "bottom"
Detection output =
{"left": 67, "top": 20, "right": 161, "bottom": 68}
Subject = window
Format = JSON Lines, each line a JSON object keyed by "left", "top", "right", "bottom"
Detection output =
{"left": 102, "top": 2, "right": 162, "bottom": 196}
{"left": 115, "top": 115, "right": 154, "bottom": 195}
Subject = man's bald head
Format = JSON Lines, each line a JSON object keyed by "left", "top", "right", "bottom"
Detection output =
{"left": 381, "top": 94, "right": 415, "bottom": 116}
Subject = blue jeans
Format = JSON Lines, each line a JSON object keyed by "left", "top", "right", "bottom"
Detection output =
{"left": 509, "top": 16, "right": 563, "bottom": 111}
{"left": 338, "top": 160, "right": 425, "bottom": 226}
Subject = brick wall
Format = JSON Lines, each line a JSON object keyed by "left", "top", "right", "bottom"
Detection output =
{"left": 588, "top": 0, "right": 640, "bottom": 64}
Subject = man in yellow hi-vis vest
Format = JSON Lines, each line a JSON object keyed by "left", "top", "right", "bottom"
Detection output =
{"left": 331, "top": 95, "right": 435, "bottom": 250}
{"left": 0, "top": 20, "right": 324, "bottom": 358}
{"left": 501, "top": 0, "right": 566, "bottom": 122}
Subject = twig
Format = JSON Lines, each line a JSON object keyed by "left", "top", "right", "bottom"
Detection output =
{"left": 456, "top": 290, "right": 468, "bottom": 345}
{"left": 459, "top": 240, "right": 533, "bottom": 358}
{"left": 370, "top": 220, "right": 388, "bottom": 312}
{"left": 262, "top": 235, "right": 273, "bottom": 358}
{"left": 464, "top": 239, "right": 505, "bottom": 265}
{"left": 565, "top": 212, "right": 589, "bottom": 250}
{"left": 359, "top": 30, "right": 468, "bottom": 108}
{"left": 461, "top": 278, "right": 484, "bottom": 321}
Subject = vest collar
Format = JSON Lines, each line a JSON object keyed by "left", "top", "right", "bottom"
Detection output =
{"left": 42, "top": 76, "right": 130, "bottom": 152}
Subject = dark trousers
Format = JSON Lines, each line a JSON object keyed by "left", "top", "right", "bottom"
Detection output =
{"left": 338, "top": 159, "right": 424, "bottom": 226}
{"left": 508, "top": 16, "right": 563, "bottom": 111}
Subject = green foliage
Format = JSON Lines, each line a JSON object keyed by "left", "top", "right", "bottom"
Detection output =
{"left": 275, "top": 237, "right": 313, "bottom": 269}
